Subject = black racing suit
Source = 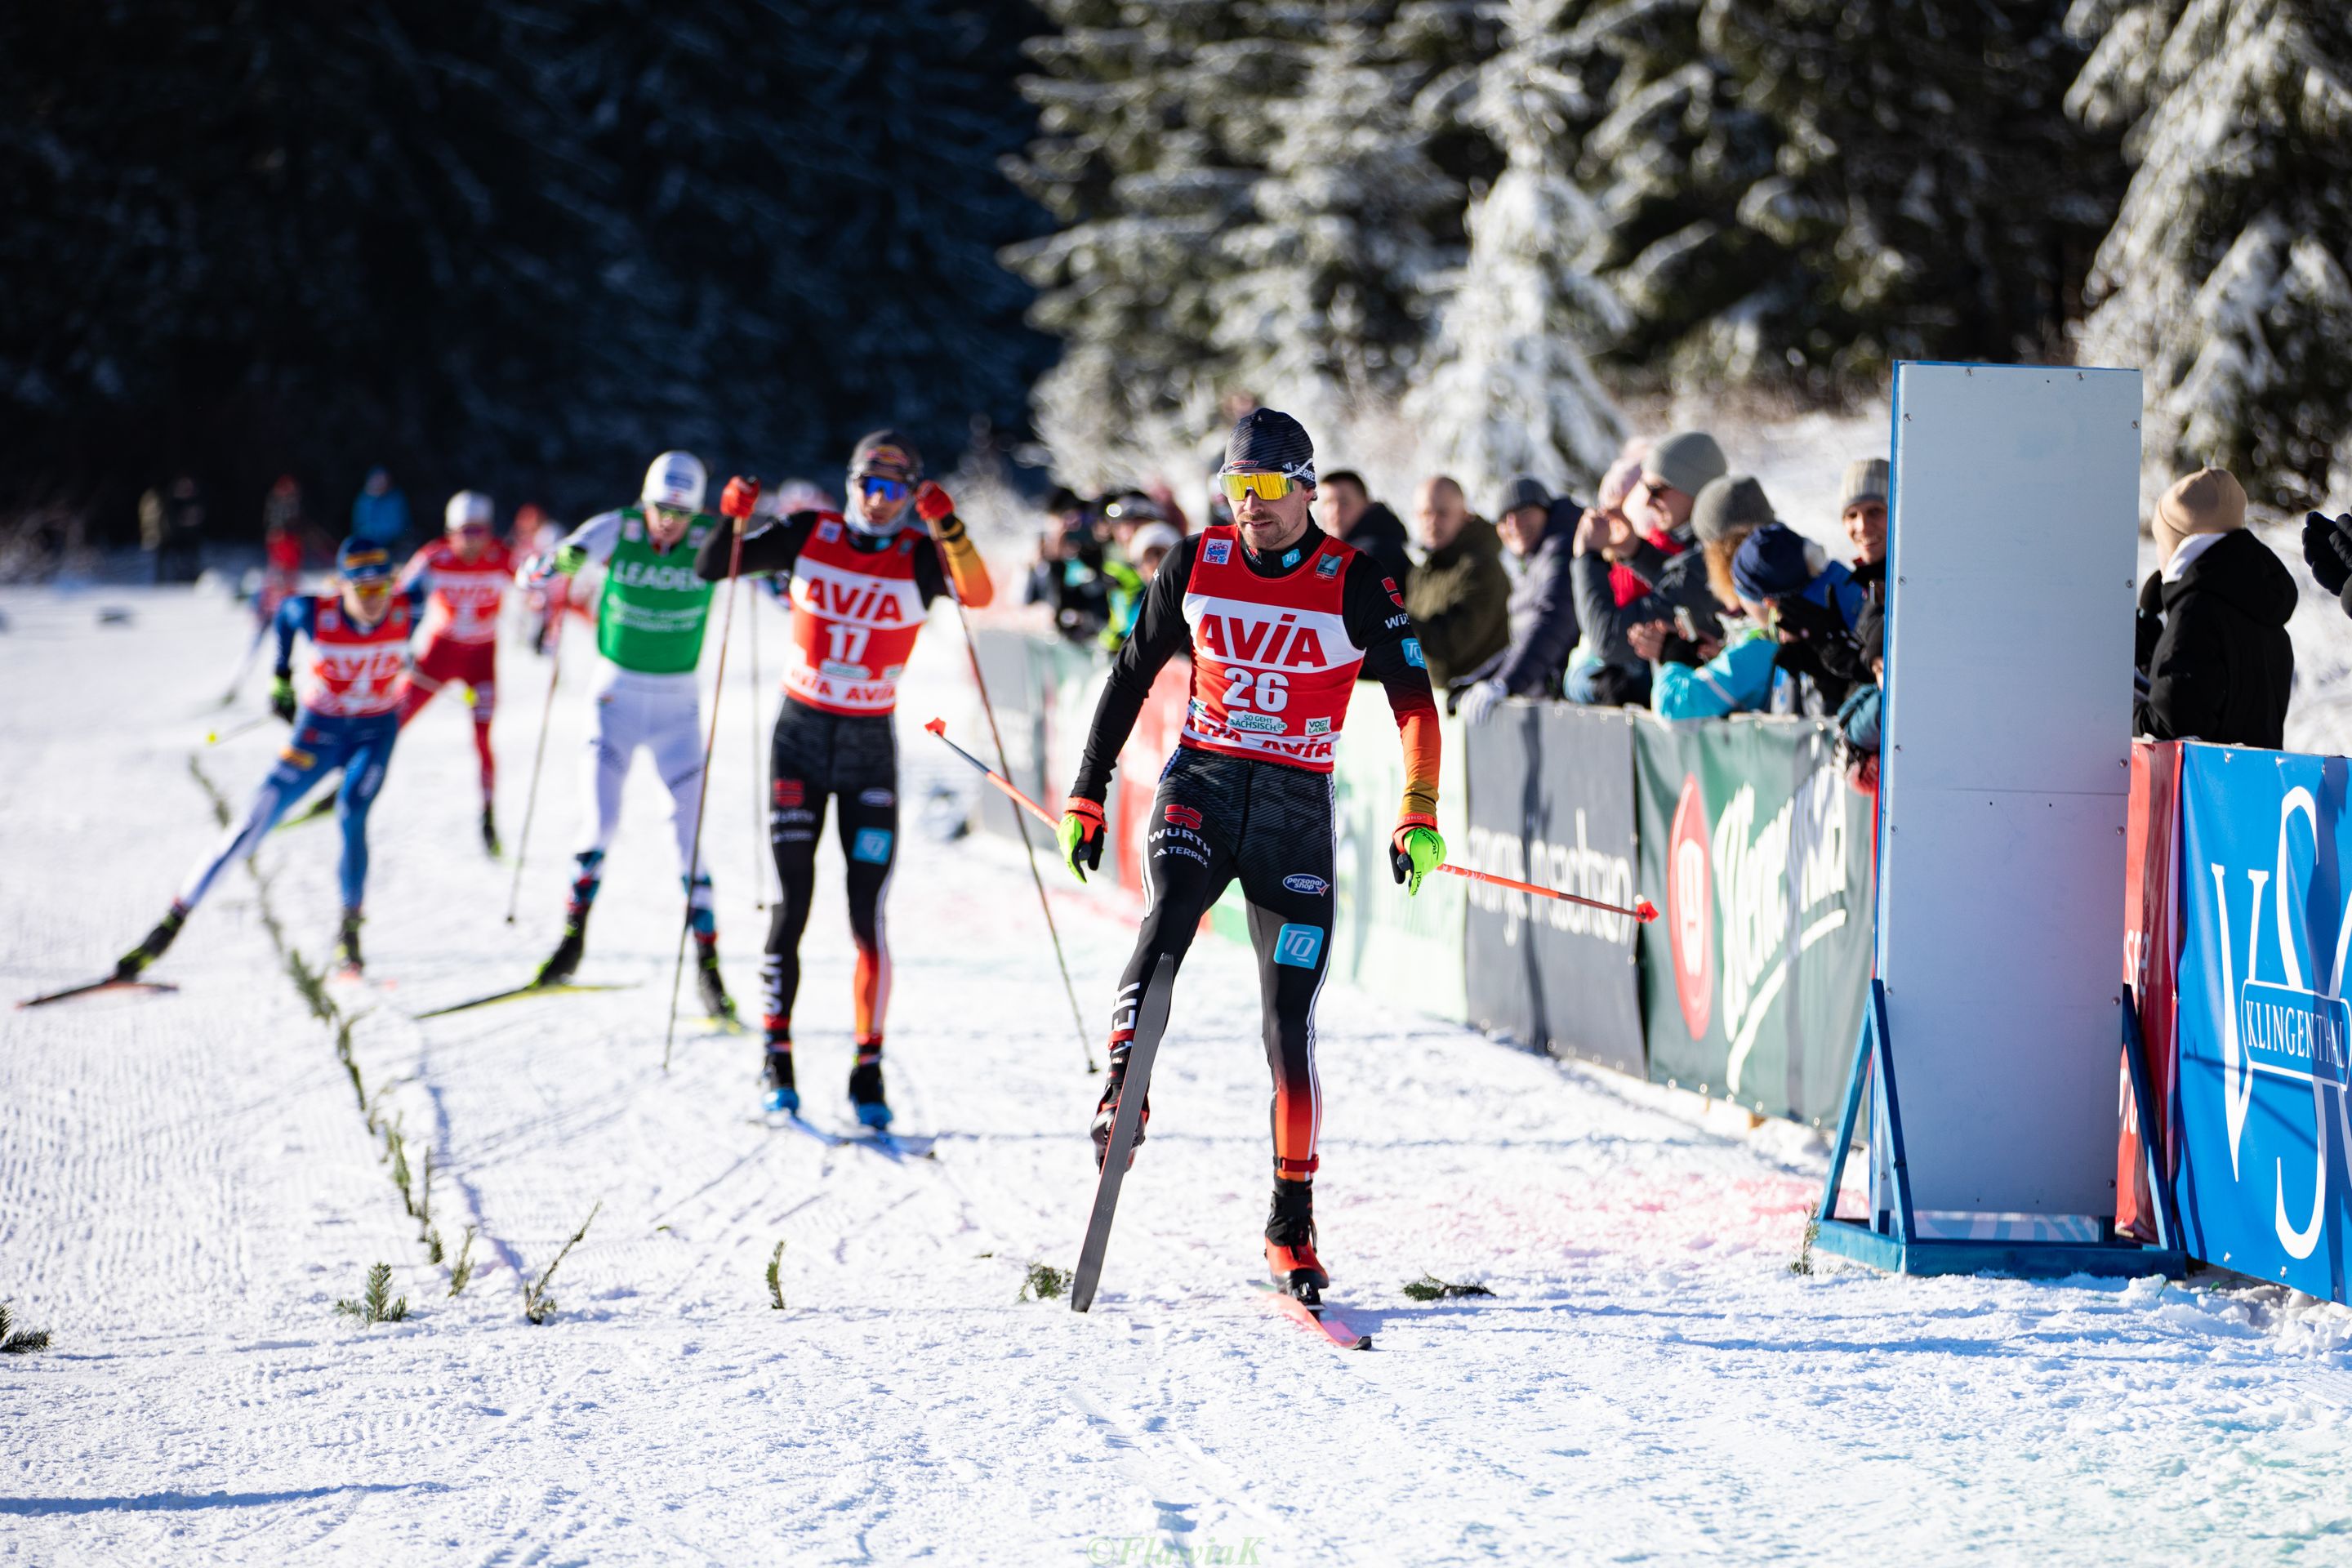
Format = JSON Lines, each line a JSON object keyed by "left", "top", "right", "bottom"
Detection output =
{"left": 697, "top": 511, "right": 959, "bottom": 1053}
{"left": 1071, "top": 527, "right": 1440, "bottom": 1180}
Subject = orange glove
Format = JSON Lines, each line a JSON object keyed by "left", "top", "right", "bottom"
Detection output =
{"left": 719, "top": 475, "right": 761, "bottom": 519}
{"left": 915, "top": 481, "right": 956, "bottom": 525}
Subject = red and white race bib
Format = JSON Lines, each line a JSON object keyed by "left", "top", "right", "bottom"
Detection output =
{"left": 1178, "top": 527, "right": 1365, "bottom": 771}
{"left": 408, "top": 541, "right": 513, "bottom": 645}
{"left": 781, "top": 516, "right": 929, "bottom": 716}
{"left": 306, "top": 596, "right": 415, "bottom": 716}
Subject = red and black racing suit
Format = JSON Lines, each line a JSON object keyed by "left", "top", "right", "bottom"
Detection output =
{"left": 1070, "top": 523, "right": 1440, "bottom": 1179}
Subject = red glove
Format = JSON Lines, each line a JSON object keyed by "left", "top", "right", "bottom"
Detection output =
{"left": 914, "top": 481, "right": 956, "bottom": 524}
{"left": 719, "top": 475, "right": 761, "bottom": 519}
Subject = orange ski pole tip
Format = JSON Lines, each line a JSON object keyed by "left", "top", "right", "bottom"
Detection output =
{"left": 922, "top": 717, "right": 946, "bottom": 736}
{"left": 1635, "top": 898, "right": 1659, "bottom": 924}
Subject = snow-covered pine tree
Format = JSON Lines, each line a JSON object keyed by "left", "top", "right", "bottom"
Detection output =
{"left": 2069, "top": 0, "right": 2352, "bottom": 511}
{"left": 1568, "top": 0, "right": 2109, "bottom": 394}
{"left": 1570, "top": 0, "right": 1778, "bottom": 381}
{"left": 1006, "top": 2, "right": 1313, "bottom": 479}
{"left": 1213, "top": 4, "right": 1472, "bottom": 438}
{"left": 1411, "top": 0, "right": 1627, "bottom": 510}
{"left": 548, "top": 0, "right": 1050, "bottom": 491}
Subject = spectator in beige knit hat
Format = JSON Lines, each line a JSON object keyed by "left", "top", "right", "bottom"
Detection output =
{"left": 2135, "top": 466, "right": 2296, "bottom": 751}
{"left": 1839, "top": 457, "right": 1890, "bottom": 568}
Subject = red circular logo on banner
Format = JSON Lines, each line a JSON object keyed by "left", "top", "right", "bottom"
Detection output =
{"left": 1668, "top": 773, "right": 1713, "bottom": 1040}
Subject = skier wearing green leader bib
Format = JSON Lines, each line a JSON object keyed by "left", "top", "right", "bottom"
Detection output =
{"left": 520, "top": 450, "right": 739, "bottom": 1019}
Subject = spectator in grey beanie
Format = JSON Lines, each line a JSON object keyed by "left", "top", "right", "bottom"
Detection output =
{"left": 1819, "top": 456, "right": 1891, "bottom": 691}
{"left": 1577, "top": 472, "right": 1766, "bottom": 686}
{"left": 1456, "top": 476, "right": 1583, "bottom": 723}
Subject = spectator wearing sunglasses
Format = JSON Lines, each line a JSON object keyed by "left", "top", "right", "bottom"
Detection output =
{"left": 394, "top": 491, "right": 517, "bottom": 856}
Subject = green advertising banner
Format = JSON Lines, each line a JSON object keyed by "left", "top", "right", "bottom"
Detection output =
{"left": 1633, "top": 713, "right": 1873, "bottom": 1125}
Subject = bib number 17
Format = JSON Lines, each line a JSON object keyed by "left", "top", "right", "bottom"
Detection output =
{"left": 1223, "top": 669, "right": 1288, "bottom": 712}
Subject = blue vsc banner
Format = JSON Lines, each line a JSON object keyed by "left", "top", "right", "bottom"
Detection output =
{"left": 2176, "top": 744, "right": 2352, "bottom": 1301}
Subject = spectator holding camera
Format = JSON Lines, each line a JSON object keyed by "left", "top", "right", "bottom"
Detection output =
{"left": 1026, "top": 488, "right": 1113, "bottom": 644}
{"left": 1654, "top": 507, "right": 1862, "bottom": 719}
{"left": 1565, "top": 431, "right": 1726, "bottom": 705}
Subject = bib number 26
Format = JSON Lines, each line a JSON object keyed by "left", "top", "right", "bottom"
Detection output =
{"left": 1223, "top": 669, "right": 1288, "bottom": 712}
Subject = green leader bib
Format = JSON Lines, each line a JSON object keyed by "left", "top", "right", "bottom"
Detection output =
{"left": 597, "top": 509, "right": 719, "bottom": 675}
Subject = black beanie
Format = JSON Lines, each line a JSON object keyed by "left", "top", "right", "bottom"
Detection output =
{"left": 1223, "top": 408, "right": 1315, "bottom": 483}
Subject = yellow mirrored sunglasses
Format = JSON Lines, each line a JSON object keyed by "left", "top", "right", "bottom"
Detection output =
{"left": 1218, "top": 468, "right": 1306, "bottom": 503}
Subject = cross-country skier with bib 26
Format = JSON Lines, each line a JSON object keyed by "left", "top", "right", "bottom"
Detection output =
{"left": 1057, "top": 408, "right": 1446, "bottom": 1301}
{"left": 115, "top": 538, "right": 425, "bottom": 981}
{"left": 694, "top": 431, "right": 993, "bottom": 1127}
{"left": 522, "top": 452, "right": 743, "bottom": 1020}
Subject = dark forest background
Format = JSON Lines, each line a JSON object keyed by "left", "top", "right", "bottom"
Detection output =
{"left": 1, "top": 0, "right": 1052, "bottom": 538}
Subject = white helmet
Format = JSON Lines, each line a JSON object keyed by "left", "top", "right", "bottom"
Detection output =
{"left": 642, "top": 451, "right": 707, "bottom": 511}
{"left": 443, "top": 490, "right": 495, "bottom": 532}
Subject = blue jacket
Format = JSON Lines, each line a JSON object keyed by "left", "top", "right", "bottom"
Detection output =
{"left": 1654, "top": 627, "right": 1780, "bottom": 719}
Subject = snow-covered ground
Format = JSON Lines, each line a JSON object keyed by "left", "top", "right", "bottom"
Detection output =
{"left": 7, "top": 585, "right": 2352, "bottom": 1564}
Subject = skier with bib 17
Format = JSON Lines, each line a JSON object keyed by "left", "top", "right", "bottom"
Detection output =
{"left": 114, "top": 538, "right": 425, "bottom": 982}
{"left": 521, "top": 452, "right": 746, "bottom": 1021}
{"left": 1055, "top": 408, "right": 1445, "bottom": 1301}
{"left": 694, "top": 431, "right": 993, "bottom": 1128}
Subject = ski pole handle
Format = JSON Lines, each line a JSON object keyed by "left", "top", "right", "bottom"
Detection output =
{"left": 1435, "top": 862, "right": 1658, "bottom": 923}
{"left": 204, "top": 714, "right": 274, "bottom": 745}
{"left": 922, "top": 718, "right": 1059, "bottom": 831}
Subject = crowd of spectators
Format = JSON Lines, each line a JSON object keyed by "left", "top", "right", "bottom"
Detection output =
{"left": 1027, "top": 413, "right": 2318, "bottom": 772}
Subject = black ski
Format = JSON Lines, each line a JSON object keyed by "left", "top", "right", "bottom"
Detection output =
{"left": 16, "top": 978, "right": 180, "bottom": 1009}
{"left": 412, "top": 981, "right": 634, "bottom": 1020}
{"left": 1071, "top": 953, "right": 1174, "bottom": 1314}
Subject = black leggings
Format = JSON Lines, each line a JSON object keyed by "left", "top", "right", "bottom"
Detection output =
{"left": 764, "top": 699, "right": 898, "bottom": 1048}
{"left": 1115, "top": 746, "right": 1337, "bottom": 1179}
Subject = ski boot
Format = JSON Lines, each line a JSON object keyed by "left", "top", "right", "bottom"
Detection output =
{"left": 480, "top": 804, "right": 501, "bottom": 858}
{"left": 533, "top": 918, "right": 586, "bottom": 987}
{"left": 333, "top": 911, "right": 364, "bottom": 978}
{"left": 536, "top": 852, "right": 602, "bottom": 987}
{"left": 114, "top": 904, "right": 189, "bottom": 981}
{"left": 1264, "top": 1178, "right": 1329, "bottom": 1303}
{"left": 1089, "top": 1046, "right": 1149, "bottom": 1171}
{"left": 761, "top": 1041, "right": 800, "bottom": 1116}
{"left": 848, "top": 1046, "right": 893, "bottom": 1129}
{"left": 693, "top": 935, "right": 735, "bottom": 1023}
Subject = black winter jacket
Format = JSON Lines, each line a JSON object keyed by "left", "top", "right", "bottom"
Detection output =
{"left": 1339, "top": 501, "right": 1415, "bottom": 592}
{"left": 2135, "top": 529, "right": 2296, "bottom": 751}
{"left": 1473, "top": 501, "right": 1581, "bottom": 696}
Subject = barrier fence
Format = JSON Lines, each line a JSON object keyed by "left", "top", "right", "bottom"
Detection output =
{"left": 966, "top": 629, "right": 1870, "bottom": 1125}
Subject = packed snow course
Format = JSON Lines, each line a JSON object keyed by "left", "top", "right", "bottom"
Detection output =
{"left": 6, "top": 585, "right": 2352, "bottom": 1566}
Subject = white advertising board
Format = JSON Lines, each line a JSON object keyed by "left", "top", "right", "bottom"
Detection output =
{"left": 1877, "top": 363, "right": 2142, "bottom": 1215}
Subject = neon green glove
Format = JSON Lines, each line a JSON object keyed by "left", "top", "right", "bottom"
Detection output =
{"left": 1390, "top": 820, "right": 1445, "bottom": 897}
{"left": 269, "top": 675, "right": 298, "bottom": 724}
{"left": 553, "top": 544, "right": 587, "bottom": 577}
{"left": 1059, "top": 797, "right": 1106, "bottom": 883}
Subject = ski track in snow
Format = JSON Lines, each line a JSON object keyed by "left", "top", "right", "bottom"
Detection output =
{"left": 6, "top": 583, "right": 2352, "bottom": 1564}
